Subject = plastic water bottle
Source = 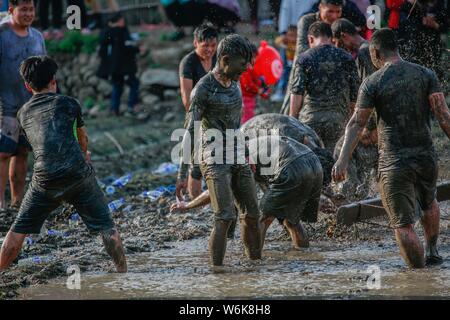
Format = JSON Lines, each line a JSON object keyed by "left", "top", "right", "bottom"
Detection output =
{"left": 18, "top": 255, "right": 55, "bottom": 267}
{"left": 69, "top": 213, "right": 80, "bottom": 229}
{"left": 153, "top": 163, "right": 179, "bottom": 175}
{"left": 112, "top": 174, "right": 132, "bottom": 188}
{"left": 47, "top": 229, "right": 67, "bottom": 237}
{"left": 166, "top": 185, "right": 176, "bottom": 194}
{"left": 105, "top": 185, "right": 116, "bottom": 195}
{"left": 22, "top": 237, "right": 34, "bottom": 248}
{"left": 140, "top": 190, "right": 162, "bottom": 201}
{"left": 108, "top": 198, "right": 125, "bottom": 212}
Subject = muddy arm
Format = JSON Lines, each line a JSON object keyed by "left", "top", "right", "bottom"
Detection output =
{"left": 186, "top": 190, "right": 211, "bottom": 210}
{"left": 76, "top": 127, "right": 89, "bottom": 156}
{"left": 429, "top": 92, "right": 450, "bottom": 139}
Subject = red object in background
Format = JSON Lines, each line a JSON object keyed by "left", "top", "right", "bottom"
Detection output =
{"left": 387, "top": 0, "right": 405, "bottom": 29}
{"left": 253, "top": 40, "right": 283, "bottom": 85}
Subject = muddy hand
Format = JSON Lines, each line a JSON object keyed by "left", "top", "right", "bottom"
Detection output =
{"left": 176, "top": 178, "right": 187, "bottom": 201}
{"left": 332, "top": 159, "right": 348, "bottom": 183}
{"left": 170, "top": 201, "right": 187, "bottom": 213}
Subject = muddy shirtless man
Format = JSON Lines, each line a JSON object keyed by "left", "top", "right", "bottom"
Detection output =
{"left": 0, "top": 56, "right": 127, "bottom": 272}
{"left": 333, "top": 29, "right": 450, "bottom": 268}
{"left": 176, "top": 34, "right": 262, "bottom": 266}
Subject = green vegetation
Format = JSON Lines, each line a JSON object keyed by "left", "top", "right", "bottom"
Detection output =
{"left": 46, "top": 31, "right": 99, "bottom": 55}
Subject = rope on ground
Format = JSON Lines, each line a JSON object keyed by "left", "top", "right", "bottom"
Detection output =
{"left": 104, "top": 132, "right": 124, "bottom": 155}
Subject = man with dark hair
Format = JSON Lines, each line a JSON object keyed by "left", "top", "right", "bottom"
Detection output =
{"left": 333, "top": 28, "right": 450, "bottom": 268}
{"left": 331, "top": 18, "right": 378, "bottom": 202}
{"left": 280, "top": 0, "right": 364, "bottom": 114}
{"left": 289, "top": 21, "right": 359, "bottom": 152}
{"left": 178, "top": 23, "right": 218, "bottom": 200}
{"left": 176, "top": 34, "right": 262, "bottom": 267}
{"left": 0, "top": 56, "right": 127, "bottom": 272}
{"left": 331, "top": 18, "right": 376, "bottom": 80}
{"left": 0, "top": 0, "right": 45, "bottom": 210}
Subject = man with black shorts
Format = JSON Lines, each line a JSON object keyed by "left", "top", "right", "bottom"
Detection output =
{"left": 333, "top": 28, "right": 450, "bottom": 268}
{"left": 0, "top": 56, "right": 127, "bottom": 272}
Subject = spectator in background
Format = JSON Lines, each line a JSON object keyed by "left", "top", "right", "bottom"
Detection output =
{"left": 160, "top": 0, "right": 205, "bottom": 41}
{"left": 271, "top": 24, "right": 297, "bottom": 102}
{"left": 97, "top": 12, "right": 140, "bottom": 117}
{"left": 204, "top": 0, "right": 241, "bottom": 33}
{"left": 397, "top": 0, "right": 448, "bottom": 79}
{"left": 179, "top": 24, "right": 218, "bottom": 200}
{"left": 0, "top": 0, "right": 46, "bottom": 209}
{"left": 240, "top": 43, "right": 270, "bottom": 123}
{"left": 247, "top": 0, "right": 282, "bottom": 33}
{"left": 38, "top": 0, "right": 63, "bottom": 39}
{"left": 86, "top": 0, "right": 119, "bottom": 30}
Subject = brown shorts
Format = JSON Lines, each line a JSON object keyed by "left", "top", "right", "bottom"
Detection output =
{"left": 379, "top": 163, "right": 437, "bottom": 228}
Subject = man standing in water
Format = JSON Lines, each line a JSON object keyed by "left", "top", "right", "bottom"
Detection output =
{"left": 0, "top": 0, "right": 46, "bottom": 209}
{"left": 0, "top": 56, "right": 127, "bottom": 272}
{"left": 178, "top": 24, "right": 218, "bottom": 200}
{"left": 176, "top": 34, "right": 262, "bottom": 267}
{"left": 333, "top": 28, "right": 450, "bottom": 268}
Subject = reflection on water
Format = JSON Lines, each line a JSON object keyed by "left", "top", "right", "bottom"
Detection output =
{"left": 18, "top": 237, "right": 450, "bottom": 299}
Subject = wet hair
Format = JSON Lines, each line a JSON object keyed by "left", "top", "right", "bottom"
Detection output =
{"left": 9, "top": 0, "right": 33, "bottom": 6}
{"left": 370, "top": 28, "right": 398, "bottom": 58}
{"left": 216, "top": 34, "right": 254, "bottom": 64}
{"left": 308, "top": 21, "right": 332, "bottom": 38}
{"left": 331, "top": 18, "right": 357, "bottom": 39}
{"left": 312, "top": 147, "right": 335, "bottom": 187}
{"left": 193, "top": 23, "right": 219, "bottom": 42}
{"left": 20, "top": 56, "right": 58, "bottom": 91}
{"left": 321, "top": 0, "right": 343, "bottom": 6}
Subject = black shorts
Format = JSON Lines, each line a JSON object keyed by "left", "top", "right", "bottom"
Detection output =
{"left": 260, "top": 154, "right": 323, "bottom": 224}
{"left": 12, "top": 174, "right": 115, "bottom": 234}
{"left": 379, "top": 163, "right": 438, "bottom": 228}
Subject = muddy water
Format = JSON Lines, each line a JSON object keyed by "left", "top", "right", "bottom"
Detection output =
{"left": 18, "top": 224, "right": 450, "bottom": 299}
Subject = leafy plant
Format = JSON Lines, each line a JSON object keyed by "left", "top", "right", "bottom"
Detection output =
{"left": 46, "top": 31, "right": 99, "bottom": 55}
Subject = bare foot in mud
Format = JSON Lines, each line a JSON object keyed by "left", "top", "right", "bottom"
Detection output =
{"left": 210, "top": 265, "right": 233, "bottom": 274}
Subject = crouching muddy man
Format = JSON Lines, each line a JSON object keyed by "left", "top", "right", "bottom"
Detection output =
{"left": 176, "top": 35, "right": 262, "bottom": 266}
{"left": 333, "top": 29, "right": 450, "bottom": 268}
{"left": 172, "top": 135, "right": 323, "bottom": 250}
{"left": 0, "top": 56, "right": 127, "bottom": 272}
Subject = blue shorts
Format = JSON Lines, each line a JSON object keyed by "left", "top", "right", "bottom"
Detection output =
{"left": 0, "top": 115, "right": 31, "bottom": 155}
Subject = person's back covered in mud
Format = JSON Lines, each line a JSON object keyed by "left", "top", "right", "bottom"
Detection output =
{"left": 0, "top": 56, "right": 127, "bottom": 273}
{"left": 240, "top": 113, "right": 334, "bottom": 186}
{"left": 289, "top": 21, "right": 359, "bottom": 152}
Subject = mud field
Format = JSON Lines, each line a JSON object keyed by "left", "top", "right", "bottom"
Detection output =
{"left": 1, "top": 26, "right": 450, "bottom": 300}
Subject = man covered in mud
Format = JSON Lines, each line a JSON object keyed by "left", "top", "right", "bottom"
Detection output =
{"left": 172, "top": 135, "right": 323, "bottom": 250}
{"left": 179, "top": 24, "right": 218, "bottom": 199}
{"left": 333, "top": 28, "right": 450, "bottom": 268}
{"left": 331, "top": 18, "right": 376, "bottom": 81}
{"left": 175, "top": 34, "right": 262, "bottom": 267}
{"left": 0, "top": 56, "right": 127, "bottom": 272}
{"left": 289, "top": 21, "right": 359, "bottom": 152}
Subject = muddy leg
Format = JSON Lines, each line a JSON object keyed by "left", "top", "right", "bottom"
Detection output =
{"left": 0, "top": 231, "right": 26, "bottom": 271}
{"left": 0, "top": 154, "right": 11, "bottom": 209}
{"left": 394, "top": 225, "right": 425, "bottom": 268}
{"left": 260, "top": 216, "right": 274, "bottom": 250}
{"left": 9, "top": 150, "right": 28, "bottom": 208}
{"left": 101, "top": 228, "right": 127, "bottom": 273}
{"left": 421, "top": 200, "right": 442, "bottom": 265}
{"left": 209, "top": 219, "right": 232, "bottom": 266}
{"left": 283, "top": 219, "right": 309, "bottom": 248}
{"left": 240, "top": 217, "right": 262, "bottom": 260}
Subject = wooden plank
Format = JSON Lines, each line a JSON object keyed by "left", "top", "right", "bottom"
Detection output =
{"left": 336, "top": 181, "right": 450, "bottom": 226}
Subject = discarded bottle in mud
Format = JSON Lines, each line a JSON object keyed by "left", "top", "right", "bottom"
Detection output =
{"left": 152, "top": 162, "right": 179, "bottom": 175}
{"left": 105, "top": 185, "right": 116, "bottom": 195}
{"left": 18, "top": 255, "right": 55, "bottom": 267}
{"left": 22, "top": 236, "right": 34, "bottom": 248}
{"left": 112, "top": 174, "right": 132, "bottom": 188}
{"left": 166, "top": 185, "right": 176, "bottom": 194}
{"left": 108, "top": 198, "right": 125, "bottom": 212}
{"left": 47, "top": 229, "right": 68, "bottom": 237}
{"left": 140, "top": 190, "right": 162, "bottom": 201}
{"left": 69, "top": 213, "right": 80, "bottom": 229}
